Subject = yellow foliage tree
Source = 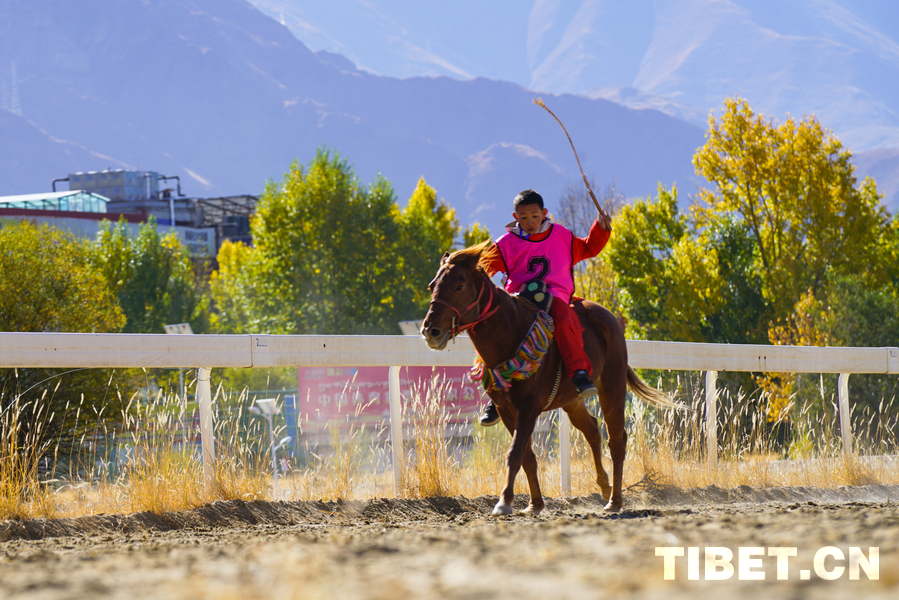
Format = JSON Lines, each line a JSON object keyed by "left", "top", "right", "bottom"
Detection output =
{"left": 462, "top": 222, "right": 491, "bottom": 247}
{"left": 756, "top": 291, "right": 836, "bottom": 421}
{"left": 693, "top": 97, "right": 886, "bottom": 317}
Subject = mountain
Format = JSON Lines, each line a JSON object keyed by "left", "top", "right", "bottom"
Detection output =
{"left": 250, "top": 0, "right": 899, "bottom": 148}
{"left": 249, "top": 0, "right": 899, "bottom": 209}
{"left": 0, "top": 0, "right": 705, "bottom": 234}
{"left": 0, "top": 110, "right": 125, "bottom": 192}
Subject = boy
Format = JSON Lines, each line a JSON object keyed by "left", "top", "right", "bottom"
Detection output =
{"left": 477, "top": 189, "right": 611, "bottom": 426}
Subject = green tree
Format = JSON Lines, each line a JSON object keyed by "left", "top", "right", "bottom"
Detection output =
{"left": 700, "top": 215, "right": 770, "bottom": 344}
{"left": 821, "top": 273, "right": 899, "bottom": 420}
{"left": 607, "top": 185, "right": 772, "bottom": 344}
{"left": 606, "top": 185, "right": 690, "bottom": 339}
{"left": 251, "top": 150, "right": 400, "bottom": 334}
{"left": 395, "top": 178, "right": 459, "bottom": 312}
{"left": 92, "top": 217, "right": 209, "bottom": 334}
{"left": 0, "top": 222, "right": 124, "bottom": 334}
{"left": 0, "top": 221, "right": 128, "bottom": 448}
{"left": 213, "top": 149, "right": 459, "bottom": 336}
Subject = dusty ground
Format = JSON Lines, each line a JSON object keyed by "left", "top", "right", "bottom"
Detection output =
{"left": 2, "top": 485, "right": 899, "bottom": 600}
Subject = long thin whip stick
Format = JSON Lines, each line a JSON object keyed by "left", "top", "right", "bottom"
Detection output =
{"left": 533, "top": 97, "right": 609, "bottom": 220}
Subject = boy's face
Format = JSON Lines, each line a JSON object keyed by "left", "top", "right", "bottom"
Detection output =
{"left": 513, "top": 203, "right": 548, "bottom": 235}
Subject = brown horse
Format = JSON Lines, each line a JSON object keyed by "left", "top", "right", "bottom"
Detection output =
{"left": 421, "top": 241, "right": 678, "bottom": 514}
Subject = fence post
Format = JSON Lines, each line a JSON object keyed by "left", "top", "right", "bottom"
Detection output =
{"left": 197, "top": 367, "right": 215, "bottom": 490}
{"left": 388, "top": 366, "right": 405, "bottom": 496}
{"left": 838, "top": 373, "right": 852, "bottom": 456}
{"left": 559, "top": 408, "right": 571, "bottom": 496}
{"left": 705, "top": 370, "right": 718, "bottom": 466}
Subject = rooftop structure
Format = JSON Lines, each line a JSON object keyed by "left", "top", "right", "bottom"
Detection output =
{"left": 0, "top": 190, "right": 110, "bottom": 213}
{"left": 64, "top": 170, "right": 162, "bottom": 202}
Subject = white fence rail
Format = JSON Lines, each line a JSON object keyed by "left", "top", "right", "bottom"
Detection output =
{"left": 2, "top": 333, "right": 897, "bottom": 494}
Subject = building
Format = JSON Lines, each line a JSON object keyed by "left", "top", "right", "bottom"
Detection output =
{"left": 0, "top": 189, "right": 216, "bottom": 258}
{"left": 1, "top": 170, "right": 259, "bottom": 256}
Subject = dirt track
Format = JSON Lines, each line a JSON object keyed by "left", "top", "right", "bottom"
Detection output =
{"left": 2, "top": 485, "right": 898, "bottom": 599}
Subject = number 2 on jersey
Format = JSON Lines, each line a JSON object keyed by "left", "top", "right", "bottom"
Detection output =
{"left": 527, "top": 256, "right": 549, "bottom": 281}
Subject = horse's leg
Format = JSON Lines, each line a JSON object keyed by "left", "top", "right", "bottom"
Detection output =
{"left": 563, "top": 399, "right": 611, "bottom": 501}
{"left": 520, "top": 445, "right": 545, "bottom": 514}
{"left": 493, "top": 399, "right": 544, "bottom": 514}
{"left": 577, "top": 299, "right": 629, "bottom": 512}
{"left": 492, "top": 402, "right": 541, "bottom": 516}
{"left": 597, "top": 387, "right": 627, "bottom": 512}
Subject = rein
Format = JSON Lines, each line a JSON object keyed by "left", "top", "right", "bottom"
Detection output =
{"left": 428, "top": 279, "right": 500, "bottom": 337}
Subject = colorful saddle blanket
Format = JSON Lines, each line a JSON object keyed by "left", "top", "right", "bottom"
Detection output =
{"left": 469, "top": 310, "right": 555, "bottom": 392}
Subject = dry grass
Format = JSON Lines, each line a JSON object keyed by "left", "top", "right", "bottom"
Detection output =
{"left": 1, "top": 370, "right": 898, "bottom": 521}
{"left": 0, "top": 392, "right": 56, "bottom": 519}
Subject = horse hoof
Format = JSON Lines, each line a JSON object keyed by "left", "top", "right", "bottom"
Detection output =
{"left": 492, "top": 502, "right": 513, "bottom": 516}
{"left": 603, "top": 499, "right": 622, "bottom": 513}
{"left": 522, "top": 504, "right": 544, "bottom": 516}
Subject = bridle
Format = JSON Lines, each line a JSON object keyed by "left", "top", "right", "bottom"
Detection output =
{"left": 428, "top": 277, "right": 500, "bottom": 338}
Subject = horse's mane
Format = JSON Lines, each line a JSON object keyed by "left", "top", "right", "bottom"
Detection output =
{"left": 448, "top": 240, "right": 539, "bottom": 316}
{"left": 448, "top": 240, "right": 492, "bottom": 266}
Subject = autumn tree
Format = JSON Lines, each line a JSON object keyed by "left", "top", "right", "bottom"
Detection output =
{"left": 612, "top": 99, "right": 888, "bottom": 344}
{"left": 693, "top": 97, "right": 887, "bottom": 316}
{"left": 605, "top": 97, "right": 896, "bottom": 424}
{"left": 209, "top": 238, "right": 265, "bottom": 334}
{"left": 1, "top": 222, "right": 124, "bottom": 334}
{"left": 462, "top": 223, "right": 491, "bottom": 247}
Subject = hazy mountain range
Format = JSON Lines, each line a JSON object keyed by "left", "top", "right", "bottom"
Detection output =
{"left": 1, "top": 0, "right": 896, "bottom": 235}
{"left": 251, "top": 0, "right": 899, "bottom": 152}
{"left": 250, "top": 0, "right": 899, "bottom": 210}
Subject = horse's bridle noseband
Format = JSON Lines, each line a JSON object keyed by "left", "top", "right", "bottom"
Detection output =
{"left": 428, "top": 278, "right": 500, "bottom": 338}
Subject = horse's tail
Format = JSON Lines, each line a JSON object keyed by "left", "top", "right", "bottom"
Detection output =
{"left": 626, "top": 366, "right": 685, "bottom": 410}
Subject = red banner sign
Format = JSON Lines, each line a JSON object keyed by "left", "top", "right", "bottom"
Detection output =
{"left": 296, "top": 366, "right": 487, "bottom": 426}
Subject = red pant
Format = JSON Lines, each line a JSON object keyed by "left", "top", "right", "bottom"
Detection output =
{"left": 549, "top": 299, "right": 592, "bottom": 377}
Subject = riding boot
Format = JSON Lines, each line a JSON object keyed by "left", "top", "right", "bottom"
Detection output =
{"left": 479, "top": 400, "right": 500, "bottom": 427}
{"left": 572, "top": 370, "right": 597, "bottom": 400}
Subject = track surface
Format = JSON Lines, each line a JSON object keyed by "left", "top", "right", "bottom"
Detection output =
{"left": 2, "top": 485, "right": 898, "bottom": 599}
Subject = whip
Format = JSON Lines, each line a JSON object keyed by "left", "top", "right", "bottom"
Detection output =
{"left": 533, "top": 97, "right": 609, "bottom": 221}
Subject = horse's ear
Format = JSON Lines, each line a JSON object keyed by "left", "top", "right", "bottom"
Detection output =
{"left": 440, "top": 251, "right": 451, "bottom": 265}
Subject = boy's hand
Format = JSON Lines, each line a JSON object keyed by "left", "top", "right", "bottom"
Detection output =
{"left": 598, "top": 213, "right": 612, "bottom": 231}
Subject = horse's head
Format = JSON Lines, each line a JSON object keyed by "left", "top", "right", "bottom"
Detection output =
{"left": 421, "top": 241, "right": 492, "bottom": 350}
